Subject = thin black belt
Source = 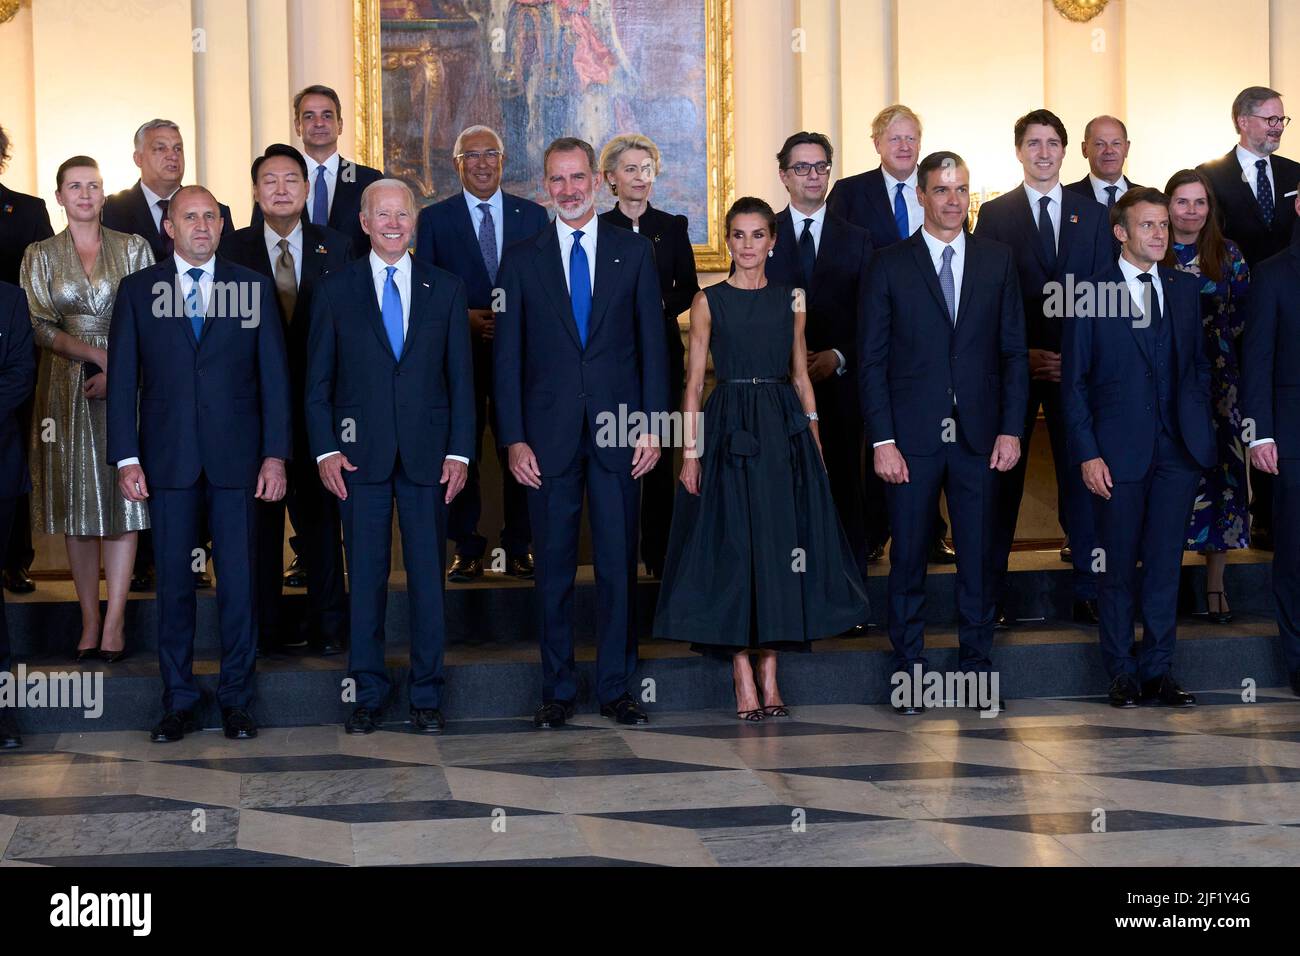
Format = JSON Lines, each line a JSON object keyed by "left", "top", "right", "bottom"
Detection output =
{"left": 721, "top": 376, "right": 789, "bottom": 384}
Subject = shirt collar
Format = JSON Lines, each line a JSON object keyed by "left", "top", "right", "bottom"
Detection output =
{"left": 463, "top": 187, "right": 502, "bottom": 213}
{"left": 141, "top": 181, "right": 178, "bottom": 208}
{"left": 369, "top": 249, "right": 410, "bottom": 279}
{"left": 1089, "top": 172, "right": 1126, "bottom": 193}
{"left": 264, "top": 220, "right": 303, "bottom": 250}
{"left": 881, "top": 166, "right": 918, "bottom": 192}
{"left": 789, "top": 203, "right": 827, "bottom": 228}
{"left": 1023, "top": 180, "right": 1063, "bottom": 206}
{"left": 1236, "top": 143, "right": 1270, "bottom": 171}
{"left": 1118, "top": 254, "right": 1159, "bottom": 284}
{"left": 919, "top": 225, "right": 965, "bottom": 259}
{"left": 306, "top": 152, "right": 340, "bottom": 177}
{"left": 173, "top": 253, "right": 215, "bottom": 277}
{"left": 556, "top": 213, "right": 596, "bottom": 242}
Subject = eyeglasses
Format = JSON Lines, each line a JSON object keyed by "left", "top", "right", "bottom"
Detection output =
{"left": 786, "top": 161, "right": 832, "bottom": 177}
{"left": 1250, "top": 114, "right": 1292, "bottom": 129}
{"left": 456, "top": 149, "right": 502, "bottom": 164}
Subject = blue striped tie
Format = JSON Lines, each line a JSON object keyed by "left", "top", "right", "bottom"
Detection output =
{"left": 184, "top": 267, "right": 205, "bottom": 341}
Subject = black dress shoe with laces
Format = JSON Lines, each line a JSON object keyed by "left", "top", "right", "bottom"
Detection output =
{"left": 533, "top": 700, "right": 574, "bottom": 729}
{"left": 447, "top": 554, "right": 483, "bottom": 582}
{"left": 1141, "top": 674, "right": 1196, "bottom": 707}
{"left": 1059, "top": 543, "right": 1072, "bottom": 563}
{"left": 506, "top": 553, "right": 535, "bottom": 579}
{"left": 2, "top": 568, "right": 35, "bottom": 594}
{"left": 1108, "top": 674, "right": 1141, "bottom": 709}
{"left": 410, "top": 707, "right": 445, "bottom": 733}
{"left": 150, "top": 708, "right": 199, "bottom": 742}
{"left": 345, "top": 707, "right": 383, "bottom": 734}
{"left": 283, "top": 555, "right": 308, "bottom": 588}
{"left": 993, "top": 605, "right": 1012, "bottom": 630}
{"left": 222, "top": 707, "right": 258, "bottom": 739}
{"left": 600, "top": 694, "right": 648, "bottom": 725}
{"left": 1072, "top": 598, "right": 1100, "bottom": 626}
{"left": 0, "top": 708, "right": 22, "bottom": 749}
{"left": 928, "top": 538, "right": 957, "bottom": 564}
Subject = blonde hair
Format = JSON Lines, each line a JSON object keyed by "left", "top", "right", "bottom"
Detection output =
{"left": 598, "top": 133, "right": 661, "bottom": 194}
{"left": 871, "top": 105, "right": 922, "bottom": 142}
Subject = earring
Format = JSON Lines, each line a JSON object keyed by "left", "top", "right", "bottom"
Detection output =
{"left": 767, "top": 249, "right": 774, "bottom": 257}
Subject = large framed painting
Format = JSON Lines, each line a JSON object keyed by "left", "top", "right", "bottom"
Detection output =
{"left": 354, "top": 0, "right": 734, "bottom": 271}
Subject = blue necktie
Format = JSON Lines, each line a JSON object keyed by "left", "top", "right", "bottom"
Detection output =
{"left": 312, "top": 165, "right": 329, "bottom": 226}
{"left": 569, "top": 230, "right": 591, "bottom": 347}
{"left": 184, "top": 266, "right": 205, "bottom": 342}
{"left": 894, "top": 182, "right": 909, "bottom": 240}
{"left": 1256, "top": 159, "right": 1275, "bottom": 225}
{"left": 382, "top": 265, "right": 404, "bottom": 359}
{"left": 1104, "top": 184, "right": 1118, "bottom": 208}
{"left": 1038, "top": 195, "right": 1056, "bottom": 265}
{"left": 938, "top": 245, "right": 956, "bottom": 325}
{"left": 478, "top": 202, "right": 498, "bottom": 283}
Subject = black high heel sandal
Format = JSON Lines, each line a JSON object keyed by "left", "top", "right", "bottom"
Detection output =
{"left": 1206, "top": 590, "right": 1234, "bottom": 625}
{"left": 761, "top": 704, "right": 790, "bottom": 718}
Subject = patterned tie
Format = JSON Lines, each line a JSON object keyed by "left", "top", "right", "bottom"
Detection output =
{"left": 312, "top": 165, "right": 329, "bottom": 226}
{"left": 477, "top": 202, "right": 498, "bottom": 283}
{"left": 381, "top": 265, "right": 404, "bottom": 359}
{"left": 1137, "top": 272, "right": 1162, "bottom": 328}
{"left": 894, "top": 182, "right": 909, "bottom": 240}
{"left": 1256, "top": 159, "right": 1274, "bottom": 225}
{"left": 157, "top": 198, "right": 173, "bottom": 257}
{"left": 938, "top": 245, "right": 956, "bottom": 325}
{"left": 1038, "top": 195, "right": 1056, "bottom": 265}
{"left": 569, "top": 230, "right": 592, "bottom": 347}
{"left": 184, "top": 266, "right": 206, "bottom": 342}
{"left": 798, "top": 217, "right": 816, "bottom": 287}
{"left": 274, "top": 238, "right": 297, "bottom": 320}
{"left": 1105, "top": 185, "right": 1118, "bottom": 208}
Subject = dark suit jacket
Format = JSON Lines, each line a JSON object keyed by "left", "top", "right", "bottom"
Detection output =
{"left": 973, "top": 186, "right": 1112, "bottom": 353}
{"left": 305, "top": 254, "right": 475, "bottom": 485}
{"left": 1061, "top": 264, "right": 1215, "bottom": 481}
{"left": 415, "top": 190, "right": 549, "bottom": 308}
{"left": 1241, "top": 240, "right": 1300, "bottom": 459}
{"left": 599, "top": 203, "right": 700, "bottom": 354}
{"left": 102, "top": 181, "right": 234, "bottom": 263}
{"left": 0, "top": 282, "right": 35, "bottom": 498}
{"left": 0, "top": 183, "right": 54, "bottom": 286}
{"left": 218, "top": 222, "right": 353, "bottom": 456}
{"left": 860, "top": 231, "right": 1028, "bottom": 456}
{"left": 106, "top": 257, "right": 291, "bottom": 488}
{"left": 766, "top": 207, "right": 872, "bottom": 367}
{"left": 251, "top": 157, "right": 383, "bottom": 259}
{"left": 1198, "top": 149, "right": 1300, "bottom": 269}
{"left": 826, "top": 167, "right": 893, "bottom": 248}
{"left": 1062, "top": 174, "right": 1140, "bottom": 205}
{"left": 493, "top": 219, "right": 669, "bottom": 476}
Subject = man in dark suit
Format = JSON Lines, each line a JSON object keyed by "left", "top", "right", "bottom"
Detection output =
{"left": 495, "top": 137, "right": 668, "bottom": 729}
{"left": 0, "top": 280, "right": 36, "bottom": 749}
{"left": 766, "top": 131, "right": 872, "bottom": 579}
{"left": 416, "top": 124, "right": 548, "bottom": 582}
{"left": 1199, "top": 87, "right": 1300, "bottom": 548}
{"left": 306, "top": 179, "right": 474, "bottom": 735}
{"left": 1064, "top": 115, "right": 1141, "bottom": 209}
{"left": 1240, "top": 194, "right": 1300, "bottom": 698}
{"left": 107, "top": 186, "right": 291, "bottom": 742}
{"left": 251, "top": 85, "right": 381, "bottom": 263}
{"left": 828, "top": 104, "right": 953, "bottom": 565}
{"left": 861, "top": 151, "right": 1028, "bottom": 713}
{"left": 220, "top": 145, "right": 353, "bottom": 658}
{"left": 0, "top": 126, "right": 53, "bottom": 596}
{"left": 1062, "top": 187, "right": 1215, "bottom": 709}
{"left": 974, "top": 109, "right": 1112, "bottom": 628}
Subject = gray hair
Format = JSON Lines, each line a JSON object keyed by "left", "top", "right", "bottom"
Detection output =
{"left": 453, "top": 125, "right": 504, "bottom": 158}
{"left": 134, "top": 119, "right": 181, "bottom": 151}
{"left": 360, "top": 178, "right": 417, "bottom": 217}
{"left": 1232, "top": 86, "right": 1283, "bottom": 131}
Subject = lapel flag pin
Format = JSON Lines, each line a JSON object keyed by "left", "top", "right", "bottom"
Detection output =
{"left": 2, "top": 205, "right": 12, "bottom": 215}
{"left": 422, "top": 282, "right": 431, "bottom": 288}
{"left": 1068, "top": 214, "right": 1079, "bottom": 223}
{"left": 315, "top": 244, "right": 327, "bottom": 254}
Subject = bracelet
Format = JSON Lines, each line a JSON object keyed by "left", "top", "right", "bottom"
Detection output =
{"left": 805, "top": 411, "right": 819, "bottom": 421}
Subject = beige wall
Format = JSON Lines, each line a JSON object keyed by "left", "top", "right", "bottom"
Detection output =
{"left": 0, "top": 0, "right": 1297, "bottom": 226}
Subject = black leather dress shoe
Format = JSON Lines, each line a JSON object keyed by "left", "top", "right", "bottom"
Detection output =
{"left": 506, "top": 553, "right": 535, "bottom": 579}
{"left": 150, "top": 709, "right": 199, "bottom": 742}
{"left": 1141, "top": 674, "right": 1196, "bottom": 707}
{"left": 410, "top": 707, "right": 445, "bottom": 733}
{"left": 2, "top": 568, "right": 35, "bottom": 594}
{"left": 221, "top": 707, "right": 258, "bottom": 739}
{"left": 283, "top": 556, "right": 308, "bottom": 588}
{"left": 893, "top": 702, "right": 925, "bottom": 716}
{"left": 1072, "top": 598, "right": 1100, "bottom": 626}
{"left": 194, "top": 569, "right": 212, "bottom": 589}
{"left": 0, "top": 708, "right": 22, "bottom": 749}
{"left": 447, "top": 554, "right": 483, "bottom": 582}
{"left": 311, "top": 636, "right": 344, "bottom": 657}
{"left": 1108, "top": 674, "right": 1141, "bottom": 709}
{"left": 533, "top": 700, "right": 574, "bottom": 729}
{"left": 130, "top": 567, "right": 155, "bottom": 592}
{"left": 600, "top": 694, "right": 648, "bottom": 725}
{"left": 866, "top": 543, "right": 886, "bottom": 564}
{"left": 993, "top": 605, "right": 1012, "bottom": 630}
{"left": 345, "top": 707, "right": 382, "bottom": 734}
{"left": 928, "top": 539, "right": 957, "bottom": 564}
{"left": 1059, "top": 543, "right": 1072, "bottom": 563}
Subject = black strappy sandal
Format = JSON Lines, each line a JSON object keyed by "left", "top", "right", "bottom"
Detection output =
{"left": 761, "top": 704, "right": 790, "bottom": 718}
{"left": 737, "top": 708, "right": 766, "bottom": 722}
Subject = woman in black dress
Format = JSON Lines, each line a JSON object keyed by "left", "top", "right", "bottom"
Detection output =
{"left": 598, "top": 134, "right": 699, "bottom": 578}
{"left": 653, "top": 198, "right": 868, "bottom": 720}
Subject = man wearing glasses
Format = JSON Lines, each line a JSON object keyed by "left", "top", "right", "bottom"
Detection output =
{"left": 416, "top": 125, "right": 548, "bottom": 582}
{"left": 766, "top": 132, "right": 874, "bottom": 586}
{"left": 1199, "top": 86, "right": 1300, "bottom": 549}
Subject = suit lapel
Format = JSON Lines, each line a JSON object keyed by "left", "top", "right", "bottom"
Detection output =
{"left": 910, "top": 233, "right": 953, "bottom": 323}
{"left": 329, "top": 164, "right": 354, "bottom": 232}
{"left": 356, "top": 258, "right": 397, "bottom": 362}
{"left": 866, "top": 168, "right": 898, "bottom": 238}
{"left": 1115, "top": 265, "right": 1155, "bottom": 369}
{"left": 587, "top": 221, "right": 621, "bottom": 341}
{"left": 133, "top": 182, "right": 165, "bottom": 252}
{"left": 452, "top": 196, "right": 492, "bottom": 287}
{"left": 502, "top": 193, "right": 533, "bottom": 246}
{"left": 955, "top": 232, "right": 979, "bottom": 333}
{"left": 168, "top": 262, "right": 199, "bottom": 352}
{"left": 403, "top": 264, "right": 434, "bottom": 360}
{"left": 1011, "top": 187, "right": 1056, "bottom": 275}
{"left": 537, "top": 227, "right": 584, "bottom": 350}
{"left": 1057, "top": 193, "right": 1082, "bottom": 270}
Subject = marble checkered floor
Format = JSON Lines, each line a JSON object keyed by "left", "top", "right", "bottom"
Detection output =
{"left": 4, "top": 692, "right": 1300, "bottom": 867}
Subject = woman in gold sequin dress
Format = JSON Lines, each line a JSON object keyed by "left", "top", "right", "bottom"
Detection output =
{"left": 20, "top": 156, "right": 152, "bottom": 662}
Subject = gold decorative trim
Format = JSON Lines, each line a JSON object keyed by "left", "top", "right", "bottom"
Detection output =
{"left": 0, "top": 0, "right": 21, "bottom": 25}
{"left": 353, "top": 0, "right": 734, "bottom": 271}
{"left": 1051, "top": 0, "right": 1109, "bottom": 23}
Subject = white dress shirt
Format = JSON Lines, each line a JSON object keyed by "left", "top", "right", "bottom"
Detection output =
{"left": 463, "top": 187, "right": 504, "bottom": 263}
{"left": 317, "top": 251, "right": 468, "bottom": 465}
{"left": 140, "top": 181, "right": 179, "bottom": 234}
{"left": 555, "top": 214, "right": 598, "bottom": 292}
{"left": 1117, "top": 255, "right": 1165, "bottom": 332}
{"left": 1236, "top": 144, "right": 1276, "bottom": 206}
{"left": 264, "top": 221, "right": 303, "bottom": 286}
{"left": 872, "top": 227, "right": 966, "bottom": 448}
{"left": 881, "top": 167, "right": 923, "bottom": 237}
{"left": 306, "top": 152, "right": 341, "bottom": 219}
{"left": 117, "top": 255, "right": 215, "bottom": 468}
{"left": 1088, "top": 173, "right": 1129, "bottom": 206}
{"left": 790, "top": 203, "right": 846, "bottom": 374}
{"left": 1023, "top": 181, "right": 1064, "bottom": 245}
